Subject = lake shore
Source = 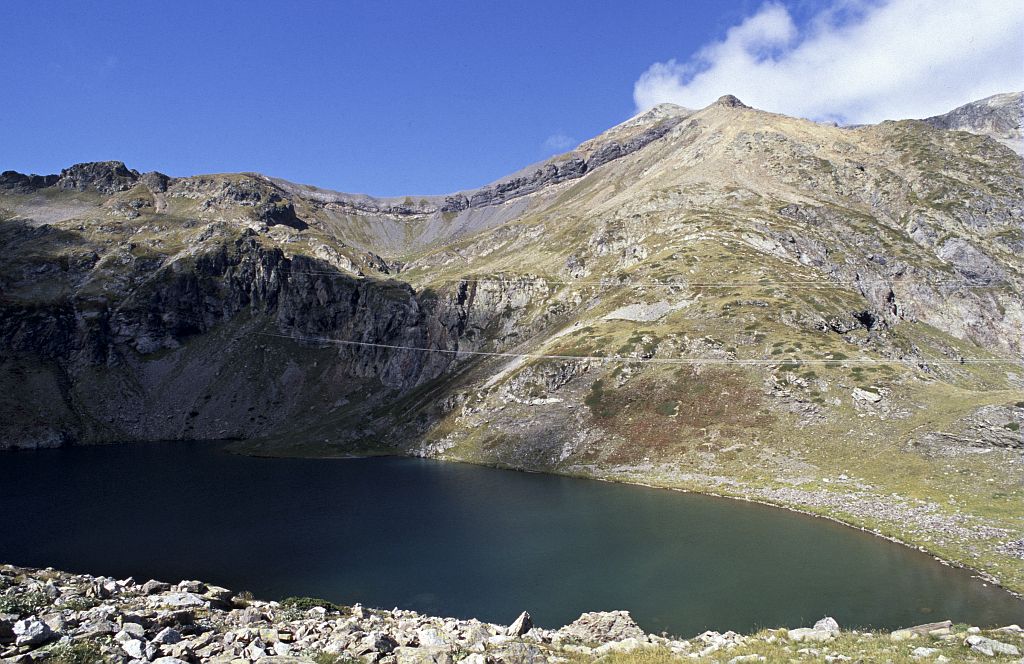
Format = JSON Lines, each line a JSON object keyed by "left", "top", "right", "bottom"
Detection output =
{"left": 3, "top": 564, "right": 1024, "bottom": 663}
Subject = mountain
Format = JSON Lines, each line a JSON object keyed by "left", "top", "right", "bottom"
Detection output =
{"left": 1, "top": 93, "right": 1022, "bottom": 592}
{"left": 923, "top": 91, "right": 1023, "bottom": 155}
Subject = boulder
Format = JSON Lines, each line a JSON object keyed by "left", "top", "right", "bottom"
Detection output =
{"left": 593, "top": 637, "right": 652, "bottom": 655}
{"left": 142, "top": 580, "right": 171, "bottom": 595}
{"left": 13, "top": 618, "right": 55, "bottom": 647}
{"left": 852, "top": 387, "right": 882, "bottom": 403}
{"left": 394, "top": 645, "right": 453, "bottom": 664}
{"left": 814, "top": 617, "right": 840, "bottom": 634}
{"left": 56, "top": 161, "right": 139, "bottom": 194}
{"left": 558, "top": 610, "right": 646, "bottom": 644}
{"left": 155, "top": 592, "right": 207, "bottom": 608}
{"left": 417, "top": 627, "right": 446, "bottom": 647}
{"left": 507, "top": 611, "right": 533, "bottom": 637}
{"left": 964, "top": 634, "right": 1020, "bottom": 656}
{"left": 891, "top": 620, "right": 953, "bottom": 641}
{"left": 122, "top": 638, "right": 146, "bottom": 659}
{"left": 153, "top": 626, "right": 182, "bottom": 645}
{"left": 787, "top": 627, "right": 834, "bottom": 643}
{"left": 0, "top": 613, "right": 16, "bottom": 644}
{"left": 119, "top": 622, "right": 146, "bottom": 639}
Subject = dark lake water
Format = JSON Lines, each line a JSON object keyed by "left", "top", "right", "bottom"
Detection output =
{"left": 1, "top": 441, "right": 1021, "bottom": 636}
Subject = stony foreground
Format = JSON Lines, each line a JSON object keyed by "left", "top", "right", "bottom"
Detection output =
{"left": 2, "top": 566, "right": 1023, "bottom": 663}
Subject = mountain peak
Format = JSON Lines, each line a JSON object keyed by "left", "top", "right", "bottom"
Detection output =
{"left": 923, "top": 91, "right": 1023, "bottom": 155}
{"left": 714, "top": 94, "right": 748, "bottom": 108}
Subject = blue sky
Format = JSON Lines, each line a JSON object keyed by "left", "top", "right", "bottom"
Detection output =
{"left": 2, "top": 1, "right": 1021, "bottom": 196}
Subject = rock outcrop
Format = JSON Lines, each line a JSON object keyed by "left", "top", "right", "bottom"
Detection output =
{"left": 923, "top": 91, "right": 1023, "bottom": 154}
{"left": 56, "top": 161, "right": 141, "bottom": 194}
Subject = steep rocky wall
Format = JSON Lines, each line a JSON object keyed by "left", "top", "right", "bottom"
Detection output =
{"left": 0, "top": 234, "right": 560, "bottom": 450}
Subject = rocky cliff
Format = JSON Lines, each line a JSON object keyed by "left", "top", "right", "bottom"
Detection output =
{"left": 1, "top": 93, "right": 1023, "bottom": 595}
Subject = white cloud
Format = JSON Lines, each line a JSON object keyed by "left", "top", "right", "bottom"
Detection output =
{"left": 542, "top": 132, "right": 576, "bottom": 153}
{"left": 634, "top": 0, "right": 1024, "bottom": 124}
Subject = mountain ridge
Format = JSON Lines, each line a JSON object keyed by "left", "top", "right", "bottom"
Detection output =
{"left": 1, "top": 92, "right": 1023, "bottom": 596}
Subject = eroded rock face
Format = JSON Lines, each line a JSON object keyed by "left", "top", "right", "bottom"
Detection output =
{"left": 56, "top": 161, "right": 140, "bottom": 194}
{"left": 0, "top": 170, "right": 59, "bottom": 192}
{"left": 923, "top": 91, "right": 1023, "bottom": 154}
{"left": 0, "top": 229, "right": 557, "bottom": 448}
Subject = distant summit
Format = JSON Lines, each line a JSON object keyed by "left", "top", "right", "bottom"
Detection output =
{"left": 923, "top": 91, "right": 1023, "bottom": 155}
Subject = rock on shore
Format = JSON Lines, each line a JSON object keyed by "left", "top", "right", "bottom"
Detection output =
{"left": 2, "top": 565, "right": 1023, "bottom": 663}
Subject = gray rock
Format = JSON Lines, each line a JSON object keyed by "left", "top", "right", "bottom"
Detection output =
{"left": 787, "top": 627, "right": 834, "bottom": 643}
{"left": 852, "top": 387, "right": 882, "bottom": 403}
{"left": 122, "top": 639, "right": 146, "bottom": 659}
{"left": 156, "top": 592, "right": 207, "bottom": 608}
{"left": 13, "top": 619, "right": 55, "bottom": 647}
{"left": 593, "top": 637, "right": 651, "bottom": 655}
{"left": 911, "top": 647, "right": 940, "bottom": 658}
{"left": 153, "top": 626, "right": 182, "bottom": 645}
{"left": 142, "top": 580, "right": 171, "bottom": 595}
{"left": 965, "top": 634, "right": 1021, "bottom": 656}
{"left": 417, "top": 627, "right": 446, "bottom": 647}
{"left": 814, "top": 616, "right": 841, "bottom": 634}
{"left": 119, "top": 622, "right": 146, "bottom": 639}
{"left": 558, "top": 611, "right": 646, "bottom": 644}
{"left": 0, "top": 613, "right": 16, "bottom": 644}
{"left": 56, "top": 161, "right": 139, "bottom": 194}
{"left": 75, "top": 618, "right": 119, "bottom": 638}
{"left": 891, "top": 620, "right": 954, "bottom": 640}
{"left": 394, "top": 645, "right": 453, "bottom": 664}
{"left": 507, "top": 611, "right": 533, "bottom": 637}
{"left": 489, "top": 641, "right": 544, "bottom": 663}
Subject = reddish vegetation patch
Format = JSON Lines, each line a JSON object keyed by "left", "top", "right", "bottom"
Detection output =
{"left": 585, "top": 367, "right": 771, "bottom": 463}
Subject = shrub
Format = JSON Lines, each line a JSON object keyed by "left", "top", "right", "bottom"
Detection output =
{"left": 0, "top": 590, "right": 50, "bottom": 616}
{"left": 48, "top": 642, "right": 105, "bottom": 664}
{"left": 281, "top": 596, "right": 342, "bottom": 612}
{"left": 312, "top": 652, "right": 361, "bottom": 664}
{"left": 60, "top": 596, "right": 101, "bottom": 611}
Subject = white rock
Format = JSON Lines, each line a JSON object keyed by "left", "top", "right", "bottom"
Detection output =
{"left": 965, "top": 634, "right": 1020, "bottom": 656}
{"left": 852, "top": 387, "right": 882, "bottom": 402}
{"left": 593, "top": 637, "right": 651, "bottom": 655}
{"left": 122, "top": 638, "right": 146, "bottom": 659}
{"left": 814, "top": 617, "right": 841, "bottom": 634}
{"left": 154, "top": 626, "right": 182, "bottom": 644}
{"left": 155, "top": 592, "right": 206, "bottom": 608}
{"left": 418, "top": 627, "right": 446, "bottom": 646}
{"left": 13, "top": 618, "right": 54, "bottom": 646}
{"left": 787, "top": 627, "right": 834, "bottom": 643}
{"left": 507, "top": 611, "right": 533, "bottom": 637}
{"left": 120, "top": 622, "right": 146, "bottom": 639}
{"left": 911, "top": 646, "right": 939, "bottom": 658}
